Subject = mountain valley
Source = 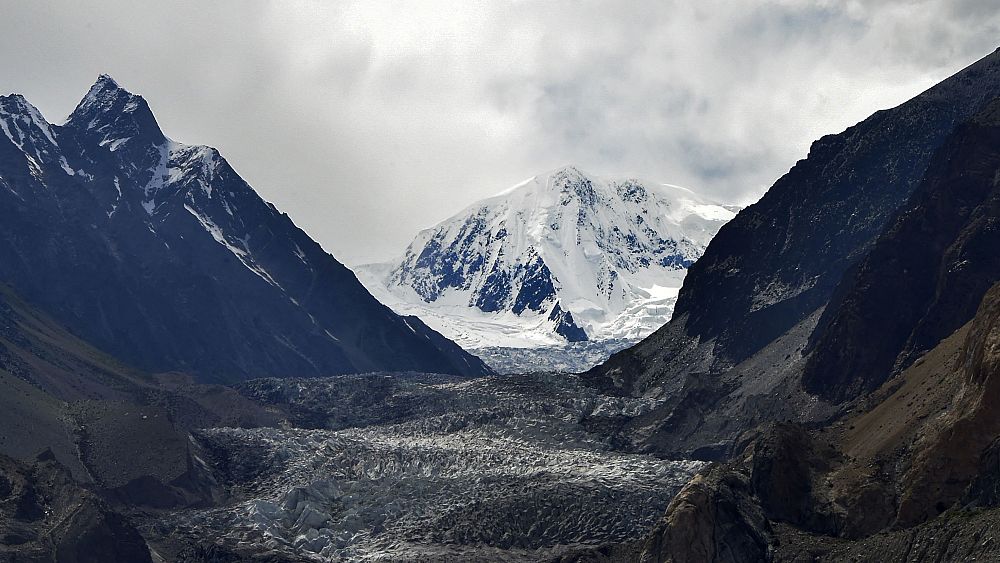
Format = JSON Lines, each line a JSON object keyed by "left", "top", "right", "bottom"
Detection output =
{"left": 5, "top": 40, "right": 1000, "bottom": 563}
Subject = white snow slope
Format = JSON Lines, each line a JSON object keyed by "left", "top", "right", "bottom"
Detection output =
{"left": 357, "top": 165, "right": 737, "bottom": 349}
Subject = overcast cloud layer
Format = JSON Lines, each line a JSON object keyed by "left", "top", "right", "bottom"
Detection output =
{"left": 1, "top": 1, "right": 998, "bottom": 264}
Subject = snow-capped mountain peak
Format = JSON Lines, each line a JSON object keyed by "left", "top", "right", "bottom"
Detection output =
{"left": 66, "top": 75, "right": 165, "bottom": 152}
{"left": 0, "top": 75, "right": 491, "bottom": 380}
{"left": 70, "top": 74, "right": 140, "bottom": 121}
{"left": 0, "top": 95, "right": 60, "bottom": 155}
{"left": 357, "top": 166, "right": 737, "bottom": 350}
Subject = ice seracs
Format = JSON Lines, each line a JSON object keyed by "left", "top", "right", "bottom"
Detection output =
{"left": 357, "top": 165, "right": 738, "bottom": 351}
{"left": 164, "top": 372, "right": 704, "bottom": 561}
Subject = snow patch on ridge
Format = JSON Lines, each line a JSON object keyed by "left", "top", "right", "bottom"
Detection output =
{"left": 184, "top": 202, "right": 280, "bottom": 288}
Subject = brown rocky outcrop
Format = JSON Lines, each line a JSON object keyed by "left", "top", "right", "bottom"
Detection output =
{"left": 637, "top": 282, "right": 1000, "bottom": 561}
{"left": 0, "top": 451, "right": 152, "bottom": 563}
{"left": 638, "top": 463, "right": 772, "bottom": 563}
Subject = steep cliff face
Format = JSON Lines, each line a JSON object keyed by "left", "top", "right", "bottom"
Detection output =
{"left": 590, "top": 48, "right": 1000, "bottom": 397}
{"left": 889, "top": 281, "right": 1000, "bottom": 528}
{"left": 803, "top": 97, "right": 1000, "bottom": 402}
{"left": 579, "top": 49, "right": 1000, "bottom": 461}
{"left": 0, "top": 76, "right": 490, "bottom": 382}
{"left": 632, "top": 283, "right": 1000, "bottom": 562}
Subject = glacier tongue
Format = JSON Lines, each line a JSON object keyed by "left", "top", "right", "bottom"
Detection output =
{"left": 357, "top": 165, "right": 737, "bottom": 353}
{"left": 156, "top": 372, "right": 703, "bottom": 561}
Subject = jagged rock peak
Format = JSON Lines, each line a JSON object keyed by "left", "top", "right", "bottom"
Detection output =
{"left": 65, "top": 74, "right": 164, "bottom": 145}
{"left": 0, "top": 93, "right": 59, "bottom": 148}
{"left": 548, "top": 165, "right": 597, "bottom": 206}
{"left": 70, "top": 75, "right": 129, "bottom": 119}
{"left": 0, "top": 92, "right": 37, "bottom": 113}
{"left": 0, "top": 74, "right": 491, "bottom": 379}
{"left": 548, "top": 164, "right": 586, "bottom": 180}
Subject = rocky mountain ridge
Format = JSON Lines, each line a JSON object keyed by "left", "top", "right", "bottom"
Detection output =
{"left": 0, "top": 75, "right": 489, "bottom": 382}
{"left": 619, "top": 281, "right": 1000, "bottom": 562}
{"left": 803, "top": 95, "right": 1000, "bottom": 402}
{"left": 561, "top": 46, "right": 1000, "bottom": 563}
{"left": 584, "top": 46, "right": 1000, "bottom": 459}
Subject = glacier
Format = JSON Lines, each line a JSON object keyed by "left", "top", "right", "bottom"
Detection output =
{"left": 151, "top": 372, "right": 704, "bottom": 561}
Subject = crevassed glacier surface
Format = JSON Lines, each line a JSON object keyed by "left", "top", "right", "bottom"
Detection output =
{"left": 156, "top": 373, "right": 702, "bottom": 561}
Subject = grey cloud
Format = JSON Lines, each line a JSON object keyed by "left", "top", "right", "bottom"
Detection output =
{"left": 0, "top": 0, "right": 998, "bottom": 264}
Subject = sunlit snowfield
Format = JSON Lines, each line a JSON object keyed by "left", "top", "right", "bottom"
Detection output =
{"left": 157, "top": 373, "right": 702, "bottom": 561}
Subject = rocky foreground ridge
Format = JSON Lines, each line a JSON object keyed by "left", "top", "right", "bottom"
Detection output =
{"left": 610, "top": 281, "right": 1000, "bottom": 562}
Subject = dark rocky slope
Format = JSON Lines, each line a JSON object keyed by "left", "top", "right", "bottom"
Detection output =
{"left": 0, "top": 76, "right": 489, "bottom": 383}
{"left": 595, "top": 47, "right": 1000, "bottom": 389}
{"left": 0, "top": 451, "right": 152, "bottom": 563}
{"left": 0, "top": 281, "right": 299, "bottom": 558}
{"left": 803, "top": 96, "right": 1000, "bottom": 402}
{"left": 598, "top": 282, "right": 1000, "bottom": 562}
{"left": 0, "top": 282, "right": 277, "bottom": 502}
{"left": 584, "top": 47, "right": 1000, "bottom": 458}
{"left": 565, "top": 47, "right": 1000, "bottom": 561}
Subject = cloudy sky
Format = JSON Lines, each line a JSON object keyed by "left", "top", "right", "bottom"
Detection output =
{"left": 1, "top": 1, "right": 998, "bottom": 264}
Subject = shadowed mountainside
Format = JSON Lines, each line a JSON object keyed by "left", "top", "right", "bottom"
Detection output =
{"left": 803, "top": 96, "right": 1000, "bottom": 402}
{"left": 624, "top": 282, "right": 1000, "bottom": 562}
{"left": 583, "top": 47, "right": 1000, "bottom": 459}
{"left": 0, "top": 76, "right": 489, "bottom": 383}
